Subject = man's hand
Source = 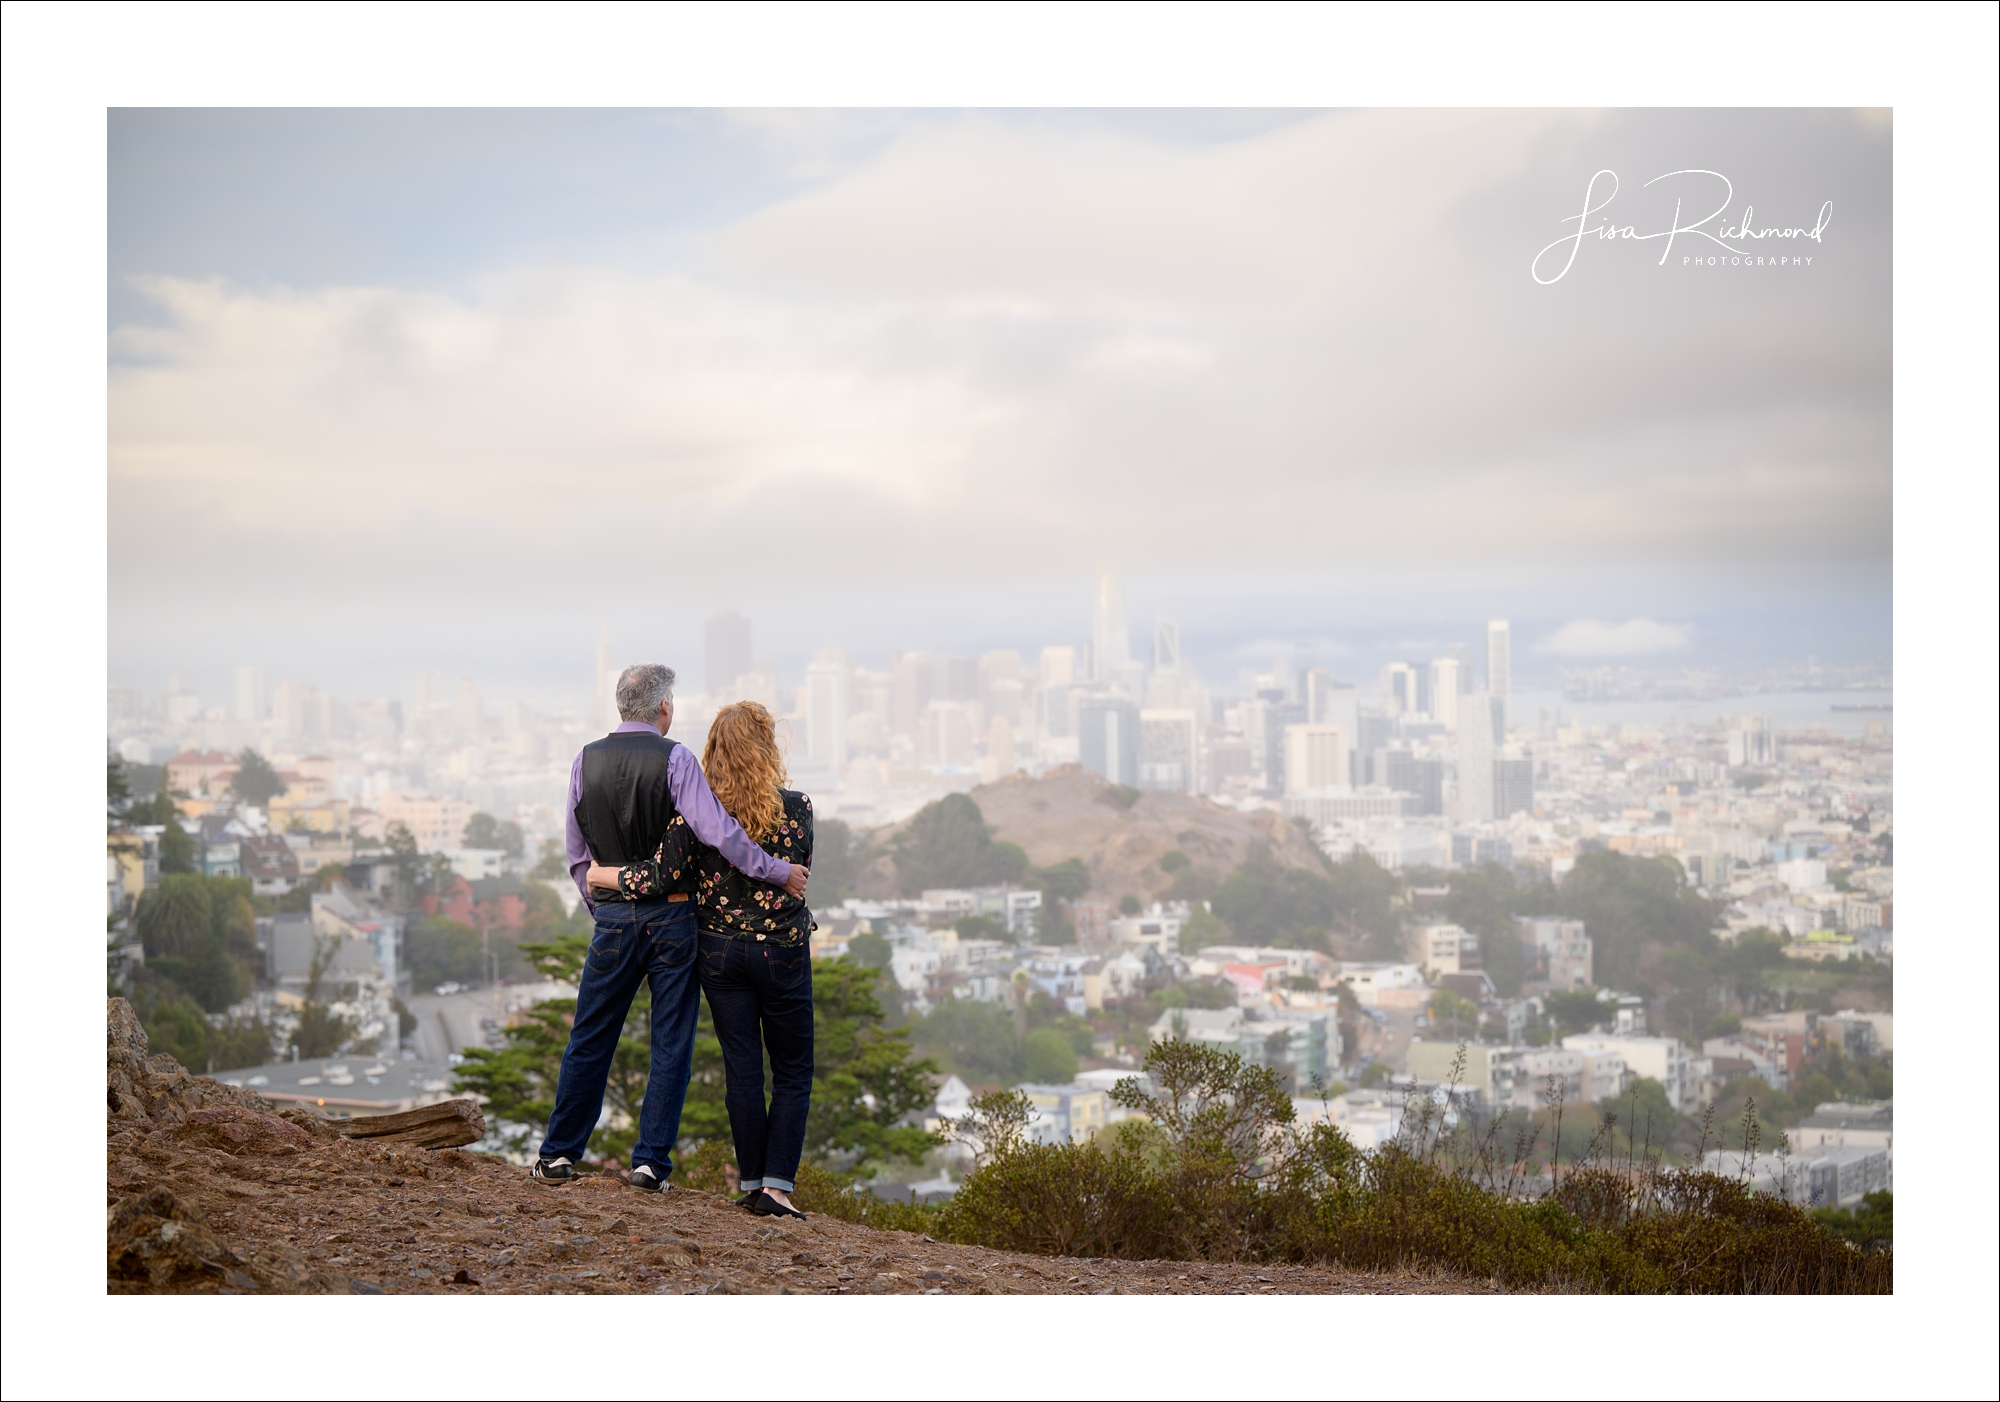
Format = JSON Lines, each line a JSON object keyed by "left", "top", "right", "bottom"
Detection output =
{"left": 784, "top": 862, "right": 810, "bottom": 899}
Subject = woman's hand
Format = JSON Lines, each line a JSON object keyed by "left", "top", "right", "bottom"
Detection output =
{"left": 586, "top": 862, "right": 620, "bottom": 892}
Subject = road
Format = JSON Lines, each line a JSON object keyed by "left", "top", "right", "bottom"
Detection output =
{"left": 405, "top": 982, "right": 573, "bottom": 1062}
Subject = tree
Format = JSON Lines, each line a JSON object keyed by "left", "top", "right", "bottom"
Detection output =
{"left": 462, "top": 811, "right": 525, "bottom": 858}
{"left": 1023, "top": 1027, "right": 1079, "bottom": 1083}
{"left": 809, "top": 817, "right": 869, "bottom": 902}
{"left": 1428, "top": 990, "right": 1480, "bottom": 1042}
{"left": 808, "top": 959, "right": 941, "bottom": 1169}
{"left": 953, "top": 914, "right": 1009, "bottom": 944}
{"left": 1211, "top": 843, "right": 1350, "bottom": 950}
{"left": 1178, "top": 904, "right": 1226, "bottom": 952}
{"left": 209, "top": 1014, "right": 278, "bottom": 1071}
{"left": 455, "top": 938, "right": 939, "bottom": 1174}
{"left": 529, "top": 838, "right": 567, "bottom": 881}
{"left": 893, "top": 794, "right": 1026, "bottom": 894}
{"left": 1118, "top": 894, "right": 1142, "bottom": 915}
{"left": 108, "top": 755, "right": 131, "bottom": 816}
{"left": 385, "top": 822, "right": 423, "bottom": 890}
{"left": 136, "top": 874, "right": 213, "bottom": 959}
{"left": 848, "top": 930, "right": 892, "bottom": 969}
{"left": 140, "top": 994, "right": 212, "bottom": 1069}
{"left": 910, "top": 997, "right": 1024, "bottom": 1084}
{"left": 1556, "top": 852, "right": 1721, "bottom": 991}
{"left": 229, "top": 748, "right": 285, "bottom": 807}
{"left": 405, "top": 918, "right": 485, "bottom": 989}
{"left": 289, "top": 937, "right": 357, "bottom": 1059}
{"left": 127, "top": 788, "right": 199, "bottom": 874}
{"left": 1544, "top": 988, "right": 1605, "bottom": 1035}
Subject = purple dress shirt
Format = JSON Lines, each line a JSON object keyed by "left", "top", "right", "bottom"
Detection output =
{"left": 566, "top": 721, "right": 791, "bottom": 911}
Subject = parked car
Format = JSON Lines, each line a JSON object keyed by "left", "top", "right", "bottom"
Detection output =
{"left": 434, "top": 981, "right": 464, "bottom": 997}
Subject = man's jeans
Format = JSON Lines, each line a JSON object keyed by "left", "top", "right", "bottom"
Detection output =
{"left": 698, "top": 933, "right": 814, "bottom": 1193}
{"left": 538, "top": 898, "right": 701, "bottom": 1177}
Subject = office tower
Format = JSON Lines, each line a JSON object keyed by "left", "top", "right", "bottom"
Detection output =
{"left": 979, "top": 650, "right": 1024, "bottom": 721}
{"left": 1430, "top": 658, "right": 1461, "bottom": 729}
{"left": 941, "top": 655, "right": 979, "bottom": 702}
{"left": 1494, "top": 753, "right": 1534, "bottom": 819}
{"left": 704, "top": 610, "right": 753, "bottom": 698}
{"left": 987, "top": 715, "right": 1016, "bottom": 774}
{"left": 923, "top": 700, "right": 979, "bottom": 766}
{"left": 1414, "top": 662, "right": 1433, "bottom": 716}
{"left": 1078, "top": 695, "right": 1140, "bottom": 785}
{"left": 1260, "top": 701, "right": 1305, "bottom": 792}
{"left": 805, "top": 651, "right": 849, "bottom": 768}
{"left": 892, "top": 651, "right": 937, "bottom": 740}
{"left": 732, "top": 668, "right": 780, "bottom": 713}
{"left": 1382, "top": 750, "right": 1445, "bottom": 815}
{"left": 1383, "top": 662, "right": 1419, "bottom": 716}
{"left": 454, "top": 677, "right": 482, "bottom": 734}
{"left": 1039, "top": 646, "right": 1077, "bottom": 686}
{"left": 1457, "top": 691, "right": 1495, "bottom": 822}
{"left": 1283, "top": 723, "right": 1349, "bottom": 793}
{"left": 1139, "top": 709, "right": 1198, "bottom": 792}
{"left": 233, "top": 666, "right": 266, "bottom": 723}
{"left": 1485, "top": 620, "right": 1511, "bottom": 734}
{"left": 1146, "top": 617, "right": 1186, "bottom": 709}
{"left": 1092, "top": 570, "right": 1130, "bottom": 683}
{"left": 271, "top": 679, "right": 310, "bottom": 740}
{"left": 1448, "top": 643, "right": 1473, "bottom": 693}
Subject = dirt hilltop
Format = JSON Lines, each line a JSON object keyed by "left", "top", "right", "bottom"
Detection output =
{"left": 853, "top": 765, "right": 1326, "bottom": 908}
{"left": 106, "top": 999, "right": 1484, "bottom": 1296}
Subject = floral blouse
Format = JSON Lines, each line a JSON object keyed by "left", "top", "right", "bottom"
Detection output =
{"left": 615, "top": 789, "right": 813, "bottom": 945}
{"left": 606, "top": 813, "right": 699, "bottom": 900}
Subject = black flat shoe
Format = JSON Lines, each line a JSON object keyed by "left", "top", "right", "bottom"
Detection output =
{"left": 749, "top": 1191, "right": 805, "bottom": 1220}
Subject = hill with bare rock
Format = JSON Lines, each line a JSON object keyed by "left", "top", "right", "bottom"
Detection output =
{"left": 854, "top": 765, "right": 1326, "bottom": 909}
{"left": 103, "top": 998, "right": 1481, "bottom": 1296}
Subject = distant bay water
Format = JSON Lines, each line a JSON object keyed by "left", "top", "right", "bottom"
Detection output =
{"left": 1509, "top": 689, "right": 1893, "bottom": 739}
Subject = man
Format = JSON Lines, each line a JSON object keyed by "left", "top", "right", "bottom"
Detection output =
{"left": 533, "top": 663, "right": 808, "bottom": 1190}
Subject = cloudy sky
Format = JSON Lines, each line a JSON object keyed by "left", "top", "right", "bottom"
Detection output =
{"left": 108, "top": 108, "right": 1890, "bottom": 704}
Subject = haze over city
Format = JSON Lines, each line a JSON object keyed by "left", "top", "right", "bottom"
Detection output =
{"left": 109, "top": 107, "right": 1890, "bottom": 708}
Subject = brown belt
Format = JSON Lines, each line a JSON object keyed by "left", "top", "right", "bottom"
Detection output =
{"left": 667, "top": 892, "right": 691, "bottom": 903}
{"left": 589, "top": 889, "right": 692, "bottom": 903}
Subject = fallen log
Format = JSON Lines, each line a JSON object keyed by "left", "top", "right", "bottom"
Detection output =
{"left": 339, "top": 1098, "right": 485, "bottom": 1150}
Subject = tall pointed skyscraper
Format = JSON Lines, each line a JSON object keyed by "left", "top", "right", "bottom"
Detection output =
{"left": 1092, "top": 570, "right": 1130, "bottom": 684}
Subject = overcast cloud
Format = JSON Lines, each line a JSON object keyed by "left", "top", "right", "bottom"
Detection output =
{"left": 107, "top": 107, "right": 1889, "bottom": 700}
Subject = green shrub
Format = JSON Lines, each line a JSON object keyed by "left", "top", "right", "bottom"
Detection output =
{"left": 898, "top": 1040, "right": 1891, "bottom": 1294}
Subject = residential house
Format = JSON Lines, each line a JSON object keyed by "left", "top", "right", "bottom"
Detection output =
{"left": 1561, "top": 1033, "right": 1700, "bottom": 1110}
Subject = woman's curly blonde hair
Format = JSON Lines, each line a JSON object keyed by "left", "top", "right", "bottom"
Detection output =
{"left": 701, "top": 700, "right": 787, "bottom": 843}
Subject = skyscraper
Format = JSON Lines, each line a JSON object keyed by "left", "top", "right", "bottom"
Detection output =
{"left": 1078, "top": 695, "right": 1140, "bottom": 785}
{"left": 1457, "top": 690, "right": 1495, "bottom": 823}
{"left": 705, "top": 610, "right": 753, "bottom": 699}
{"left": 1383, "top": 661, "right": 1419, "bottom": 715}
{"left": 804, "top": 651, "right": 849, "bottom": 769}
{"left": 233, "top": 665, "right": 266, "bottom": 723}
{"left": 1485, "top": 620, "right": 1511, "bottom": 734}
{"left": 1092, "top": 570, "right": 1130, "bottom": 684}
{"left": 1430, "top": 658, "right": 1461, "bottom": 729}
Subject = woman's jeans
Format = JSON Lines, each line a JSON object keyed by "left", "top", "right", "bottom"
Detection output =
{"left": 698, "top": 933, "right": 814, "bottom": 1193}
{"left": 538, "top": 898, "right": 701, "bottom": 1178}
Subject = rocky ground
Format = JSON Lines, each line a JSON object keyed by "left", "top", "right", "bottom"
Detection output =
{"left": 107, "top": 999, "right": 1488, "bottom": 1296}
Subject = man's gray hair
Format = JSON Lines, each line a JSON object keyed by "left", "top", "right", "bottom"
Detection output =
{"left": 615, "top": 663, "right": 677, "bottom": 721}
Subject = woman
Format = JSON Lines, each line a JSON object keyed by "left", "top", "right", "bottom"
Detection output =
{"left": 588, "top": 700, "right": 813, "bottom": 1219}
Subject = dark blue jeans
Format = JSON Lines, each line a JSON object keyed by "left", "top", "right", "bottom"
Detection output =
{"left": 698, "top": 933, "right": 814, "bottom": 1193}
{"left": 538, "top": 898, "right": 701, "bottom": 1177}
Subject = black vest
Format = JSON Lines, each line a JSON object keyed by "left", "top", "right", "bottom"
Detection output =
{"left": 573, "top": 731, "right": 682, "bottom": 880}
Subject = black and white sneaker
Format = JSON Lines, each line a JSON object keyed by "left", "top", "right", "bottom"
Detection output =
{"left": 530, "top": 1156, "right": 577, "bottom": 1184}
{"left": 630, "top": 1165, "right": 666, "bottom": 1193}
